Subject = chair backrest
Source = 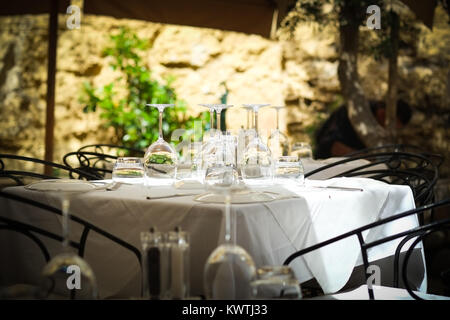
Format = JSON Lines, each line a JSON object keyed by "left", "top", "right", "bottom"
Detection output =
{"left": 305, "top": 150, "right": 439, "bottom": 208}
{"left": 283, "top": 198, "right": 450, "bottom": 300}
{"left": 63, "top": 144, "right": 145, "bottom": 180}
{"left": 0, "top": 191, "right": 142, "bottom": 298}
{"left": 0, "top": 154, "right": 99, "bottom": 187}
{"left": 346, "top": 144, "right": 445, "bottom": 169}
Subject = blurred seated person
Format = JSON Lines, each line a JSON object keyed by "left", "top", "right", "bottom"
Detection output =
{"left": 314, "top": 100, "right": 412, "bottom": 159}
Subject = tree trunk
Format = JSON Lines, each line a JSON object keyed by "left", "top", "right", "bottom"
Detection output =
{"left": 337, "top": 3, "right": 389, "bottom": 147}
{"left": 385, "top": 10, "right": 400, "bottom": 142}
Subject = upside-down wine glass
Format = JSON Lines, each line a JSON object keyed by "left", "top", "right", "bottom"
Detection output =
{"left": 268, "top": 106, "right": 290, "bottom": 159}
{"left": 198, "top": 104, "right": 217, "bottom": 137}
{"left": 203, "top": 183, "right": 256, "bottom": 300}
{"left": 144, "top": 104, "right": 179, "bottom": 184}
{"left": 197, "top": 104, "right": 226, "bottom": 179}
{"left": 25, "top": 180, "right": 99, "bottom": 299}
{"left": 214, "top": 104, "right": 234, "bottom": 166}
{"left": 241, "top": 104, "right": 274, "bottom": 186}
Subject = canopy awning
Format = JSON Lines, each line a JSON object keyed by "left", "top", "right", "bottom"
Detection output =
{"left": 0, "top": 0, "right": 296, "bottom": 170}
{"left": 83, "top": 0, "right": 293, "bottom": 38}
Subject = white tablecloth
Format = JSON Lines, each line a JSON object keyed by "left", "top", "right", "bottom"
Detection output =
{"left": 0, "top": 177, "right": 424, "bottom": 298}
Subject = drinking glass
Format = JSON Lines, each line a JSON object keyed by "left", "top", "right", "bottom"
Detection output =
{"left": 203, "top": 185, "right": 256, "bottom": 299}
{"left": 267, "top": 106, "right": 290, "bottom": 159}
{"left": 291, "top": 142, "right": 313, "bottom": 160}
{"left": 250, "top": 266, "right": 302, "bottom": 300}
{"left": 237, "top": 106, "right": 256, "bottom": 175}
{"left": 112, "top": 157, "right": 145, "bottom": 184}
{"left": 241, "top": 104, "right": 274, "bottom": 186}
{"left": 197, "top": 104, "right": 219, "bottom": 174}
{"left": 174, "top": 142, "right": 204, "bottom": 189}
{"left": 274, "top": 156, "right": 304, "bottom": 186}
{"left": 204, "top": 133, "right": 238, "bottom": 188}
{"left": 197, "top": 104, "right": 231, "bottom": 180}
{"left": 25, "top": 180, "right": 98, "bottom": 299}
{"left": 144, "top": 104, "right": 179, "bottom": 184}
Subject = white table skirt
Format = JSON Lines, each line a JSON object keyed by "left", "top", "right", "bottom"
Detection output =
{"left": 0, "top": 177, "right": 424, "bottom": 298}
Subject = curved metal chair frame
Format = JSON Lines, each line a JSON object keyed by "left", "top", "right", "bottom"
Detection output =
{"left": 63, "top": 144, "right": 145, "bottom": 180}
{"left": 283, "top": 198, "right": 450, "bottom": 300}
{"left": 346, "top": 144, "right": 445, "bottom": 169}
{"left": 305, "top": 151, "right": 439, "bottom": 208}
{"left": 77, "top": 144, "right": 145, "bottom": 155}
{"left": 0, "top": 154, "right": 99, "bottom": 186}
{"left": 0, "top": 191, "right": 142, "bottom": 298}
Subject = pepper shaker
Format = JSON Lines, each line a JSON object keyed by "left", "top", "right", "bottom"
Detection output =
{"left": 141, "top": 227, "right": 169, "bottom": 299}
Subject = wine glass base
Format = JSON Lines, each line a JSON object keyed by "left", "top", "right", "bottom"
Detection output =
{"left": 40, "top": 253, "right": 98, "bottom": 300}
{"left": 204, "top": 244, "right": 256, "bottom": 300}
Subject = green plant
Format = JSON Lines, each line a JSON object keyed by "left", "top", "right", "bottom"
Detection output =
{"left": 81, "top": 27, "right": 209, "bottom": 151}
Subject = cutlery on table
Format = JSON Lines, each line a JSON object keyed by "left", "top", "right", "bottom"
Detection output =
{"left": 106, "top": 182, "right": 124, "bottom": 191}
{"left": 146, "top": 193, "right": 198, "bottom": 200}
{"left": 310, "top": 186, "right": 364, "bottom": 192}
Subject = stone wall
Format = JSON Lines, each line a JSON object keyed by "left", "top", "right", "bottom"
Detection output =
{"left": 0, "top": 8, "right": 449, "bottom": 178}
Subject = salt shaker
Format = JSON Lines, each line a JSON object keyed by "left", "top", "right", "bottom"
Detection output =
{"left": 168, "top": 227, "right": 190, "bottom": 299}
{"left": 141, "top": 227, "right": 169, "bottom": 299}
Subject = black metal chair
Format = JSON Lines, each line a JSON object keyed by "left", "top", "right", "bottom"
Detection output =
{"left": 346, "top": 144, "right": 445, "bottom": 169}
{"left": 283, "top": 198, "right": 450, "bottom": 300}
{"left": 0, "top": 154, "right": 99, "bottom": 187}
{"left": 346, "top": 144, "right": 444, "bottom": 219}
{"left": 0, "top": 191, "right": 142, "bottom": 299}
{"left": 63, "top": 144, "right": 145, "bottom": 180}
{"left": 305, "top": 150, "right": 439, "bottom": 210}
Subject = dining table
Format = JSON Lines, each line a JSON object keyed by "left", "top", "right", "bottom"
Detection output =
{"left": 0, "top": 162, "right": 426, "bottom": 299}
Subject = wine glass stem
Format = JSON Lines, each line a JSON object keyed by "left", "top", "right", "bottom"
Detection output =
{"left": 276, "top": 109, "right": 280, "bottom": 131}
{"left": 61, "top": 196, "right": 70, "bottom": 251}
{"left": 224, "top": 194, "right": 235, "bottom": 244}
{"left": 254, "top": 109, "right": 259, "bottom": 138}
{"left": 210, "top": 110, "right": 214, "bottom": 137}
{"left": 246, "top": 110, "right": 249, "bottom": 130}
{"left": 217, "top": 111, "right": 222, "bottom": 132}
{"left": 159, "top": 110, "right": 163, "bottom": 140}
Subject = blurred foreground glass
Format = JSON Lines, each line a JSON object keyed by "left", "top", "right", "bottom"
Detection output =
{"left": 144, "top": 104, "right": 178, "bottom": 184}
{"left": 112, "top": 157, "right": 144, "bottom": 184}
{"left": 167, "top": 228, "right": 190, "bottom": 300}
{"left": 204, "top": 187, "right": 256, "bottom": 299}
{"left": 24, "top": 180, "right": 98, "bottom": 299}
{"left": 291, "top": 142, "right": 313, "bottom": 160}
{"left": 250, "top": 266, "right": 302, "bottom": 300}
{"left": 274, "top": 156, "right": 304, "bottom": 186}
